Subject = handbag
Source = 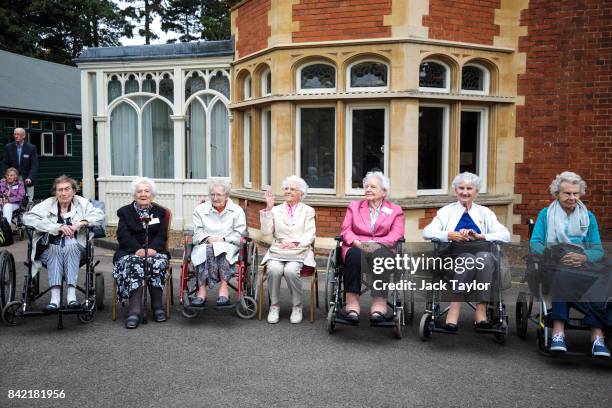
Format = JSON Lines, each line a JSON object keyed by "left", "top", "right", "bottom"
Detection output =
{"left": 0, "top": 216, "right": 13, "bottom": 246}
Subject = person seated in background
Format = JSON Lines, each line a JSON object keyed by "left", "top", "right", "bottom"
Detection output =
{"left": 0, "top": 167, "right": 26, "bottom": 223}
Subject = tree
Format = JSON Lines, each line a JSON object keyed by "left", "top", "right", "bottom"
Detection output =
{"left": 200, "top": 0, "right": 231, "bottom": 41}
{"left": 0, "top": 0, "right": 38, "bottom": 57}
{"left": 124, "top": 0, "right": 164, "bottom": 44}
{"left": 161, "top": 0, "right": 202, "bottom": 43}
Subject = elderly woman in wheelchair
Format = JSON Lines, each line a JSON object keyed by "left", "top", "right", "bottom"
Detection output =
{"left": 422, "top": 172, "right": 510, "bottom": 333}
{"left": 339, "top": 171, "right": 405, "bottom": 324}
{"left": 530, "top": 171, "right": 610, "bottom": 357}
{"left": 0, "top": 167, "right": 26, "bottom": 223}
{"left": 189, "top": 180, "right": 246, "bottom": 308}
{"left": 112, "top": 177, "right": 171, "bottom": 329}
{"left": 260, "top": 175, "right": 316, "bottom": 324}
{"left": 23, "top": 175, "right": 104, "bottom": 311}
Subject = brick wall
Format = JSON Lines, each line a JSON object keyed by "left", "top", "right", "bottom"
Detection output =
{"left": 235, "top": 0, "right": 271, "bottom": 57}
{"left": 292, "top": 0, "right": 392, "bottom": 43}
{"left": 515, "top": 0, "right": 612, "bottom": 240}
{"left": 418, "top": 208, "right": 437, "bottom": 230}
{"left": 422, "top": 0, "right": 501, "bottom": 45}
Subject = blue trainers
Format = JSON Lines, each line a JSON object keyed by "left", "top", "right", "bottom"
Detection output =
{"left": 591, "top": 336, "right": 610, "bottom": 358}
{"left": 550, "top": 332, "right": 567, "bottom": 352}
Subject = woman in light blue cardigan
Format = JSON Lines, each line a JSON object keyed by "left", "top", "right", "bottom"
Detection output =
{"left": 530, "top": 171, "right": 609, "bottom": 357}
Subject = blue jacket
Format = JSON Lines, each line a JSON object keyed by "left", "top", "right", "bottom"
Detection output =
{"left": 530, "top": 207, "right": 604, "bottom": 262}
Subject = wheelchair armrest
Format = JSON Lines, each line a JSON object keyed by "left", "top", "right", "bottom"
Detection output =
{"left": 334, "top": 235, "right": 343, "bottom": 242}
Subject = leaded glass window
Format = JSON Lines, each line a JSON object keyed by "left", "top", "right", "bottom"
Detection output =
{"left": 185, "top": 73, "right": 206, "bottom": 100}
{"left": 142, "top": 74, "right": 156, "bottom": 93}
{"left": 419, "top": 61, "right": 448, "bottom": 90}
{"left": 107, "top": 76, "right": 122, "bottom": 103}
{"left": 350, "top": 62, "right": 388, "bottom": 88}
{"left": 300, "top": 64, "right": 335, "bottom": 90}
{"left": 159, "top": 74, "right": 174, "bottom": 102}
{"left": 125, "top": 74, "right": 139, "bottom": 94}
{"left": 462, "top": 66, "right": 484, "bottom": 91}
{"left": 210, "top": 72, "right": 230, "bottom": 98}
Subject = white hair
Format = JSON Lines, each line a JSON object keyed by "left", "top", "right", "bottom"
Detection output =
{"left": 363, "top": 171, "right": 390, "bottom": 193}
{"left": 549, "top": 171, "right": 586, "bottom": 197}
{"left": 452, "top": 172, "right": 481, "bottom": 191}
{"left": 131, "top": 177, "right": 157, "bottom": 197}
{"left": 282, "top": 175, "right": 308, "bottom": 198}
{"left": 208, "top": 179, "right": 232, "bottom": 196}
{"left": 13, "top": 127, "right": 25, "bottom": 135}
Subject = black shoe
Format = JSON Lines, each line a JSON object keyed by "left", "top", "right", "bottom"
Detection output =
{"left": 153, "top": 309, "right": 166, "bottom": 323}
{"left": 443, "top": 323, "right": 459, "bottom": 332}
{"left": 369, "top": 311, "right": 387, "bottom": 323}
{"left": 44, "top": 303, "right": 59, "bottom": 313}
{"left": 343, "top": 310, "right": 360, "bottom": 324}
{"left": 216, "top": 296, "right": 232, "bottom": 307}
{"left": 474, "top": 320, "right": 493, "bottom": 330}
{"left": 125, "top": 314, "right": 140, "bottom": 329}
{"left": 67, "top": 300, "right": 81, "bottom": 309}
{"left": 190, "top": 297, "right": 206, "bottom": 308}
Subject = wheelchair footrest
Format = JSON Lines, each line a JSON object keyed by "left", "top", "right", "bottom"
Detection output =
{"left": 370, "top": 320, "right": 396, "bottom": 328}
{"left": 333, "top": 316, "right": 359, "bottom": 326}
{"left": 431, "top": 326, "right": 459, "bottom": 335}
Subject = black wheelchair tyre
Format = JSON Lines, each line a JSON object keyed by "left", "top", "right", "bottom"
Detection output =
{"left": 515, "top": 292, "right": 529, "bottom": 339}
{"left": 394, "top": 309, "right": 404, "bottom": 339}
{"left": 0, "top": 250, "right": 16, "bottom": 307}
{"left": 419, "top": 313, "right": 432, "bottom": 341}
{"left": 2, "top": 300, "right": 22, "bottom": 326}
{"left": 324, "top": 248, "right": 337, "bottom": 313}
{"left": 95, "top": 273, "right": 105, "bottom": 311}
{"left": 236, "top": 295, "right": 257, "bottom": 319}
{"left": 326, "top": 308, "right": 336, "bottom": 334}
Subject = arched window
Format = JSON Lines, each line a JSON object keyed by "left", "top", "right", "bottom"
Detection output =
{"left": 159, "top": 73, "right": 174, "bottom": 102}
{"left": 125, "top": 74, "right": 139, "bottom": 94}
{"left": 348, "top": 61, "right": 388, "bottom": 90}
{"left": 298, "top": 62, "right": 336, "bottom": 93}
{"left": 185, "top": 93, "right": 230, "bottom": 179}
{"left": 142, "top": 99, "right": 173, "bottom": 178}
{"left": 243, "top": 74, "right": 252, "bottom": 99}
{"left": 419, "top": 60, "right": 450, "bottom": 92}
{"left": 142, "top": 74, "right": 156, "bottom": 93}
{"left": 107, "top": 75, "right": 122, "bottom": 103}
{"left": 210, "top": 71, "right": 230, "bottom": 98}
{"left": 185, "top": 72, "right": 206, "bottom": 100}
{"left": 110, "top": 102, "right": 138, "bottom": 176}
{"left": 461, "top": 64, "right": 490, "bottom": 95}
{"left": 261, "top": 68, "right": 272, "bottom": 96}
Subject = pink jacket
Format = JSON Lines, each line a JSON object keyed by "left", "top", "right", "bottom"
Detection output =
{"left": 0, "top": 178, "right": 26, "bottom": 204}
{"left": 340, "top": 200, "right": 405, "bottom": 261}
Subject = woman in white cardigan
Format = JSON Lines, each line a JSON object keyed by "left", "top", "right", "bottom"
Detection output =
{"left": 423, "top": 172, "right": 510, "bottom": 332}
{"left": 190, "top": 180, "right": 246, "bottom": 308}
{"left": 260, "top": 175, "right": 316, "bottom": 324}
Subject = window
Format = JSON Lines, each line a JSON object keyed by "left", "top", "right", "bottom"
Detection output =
{"left": 110, "top": 102, "right": 138, "bottom": 176}
{"left": 460, "top": 107, "right": 488, "bottom": 192}
{"left": 348, "top": 61, "right": 388, "bottom": 91}
{"left": 107, "top": 75, "right": 122, "bottom": 103}
{"left": 210, "top": 101, "right": 229, "bottom": 177}
{"left": 418, "top": 105, "right": 449, "bottom": 194}
{"left": 298, "top": 63, "right": 336, "bottom": 93}
{"left": 419, "top": 60, "right": 450, "bottom": 92}
{"left": 41, "top": 132, "right": 54, "bottom": 156}
{"left": 159, "top": 74, "right": 174, "bottom": 102}
{"left": 346, "top": 106, "right": 388, "bottom": 193}
{"left": 462, "top": 64, "right": 490, "bottom": 95}
{"left": 65, "top": 134, "right": 73, "bottom": 156}
{"left": 261, "top": 69, "right": 272, "bottom": 96}
{"left": 4, "top": 119, "right": 16, "bottom": 128}
{"left": 243, "top": 113, "right": 252, "bottom": 187}
{"left": 30, "top": 120, "right": 41, "bottom": 130}
{"left": 185, "top": 72, "right": 206, "bottom": 100}
{"left": 142, "top": 74, "right": 156, "bottom": 93}
{"left": 55, "top": 122, "right": 65, "bottom": 131}
{"left": 125, "top": 74, "right": 139, "bottom": 94}
{"left": 43, "top": 121, "right": 53, "bottom": 131}
{"left": 243, "top": 75, "right": 252, "bottom": 100}
{"left": 17, "top": 119, "right": 28, "bottom": 129}
{"left": 297, "top": 107, "right": 335, "bottom": 192}
{"left": 261, "top": 109, "right": 272, "bottom": 187}
{"left": 210, "top": 72, "right": 230, "bottom": 98}
{"left": 54, "top": 134, "right": 65, "bottom": 156}
{"left": 142, "top": 99, "right": 173, "bottom": 178}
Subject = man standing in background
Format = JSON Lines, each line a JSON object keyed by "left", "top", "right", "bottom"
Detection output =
{"left": 3, "top": 127, "right": 38, "bottom": 201}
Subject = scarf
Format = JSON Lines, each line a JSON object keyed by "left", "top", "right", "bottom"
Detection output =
{"left": 546, "top": 199, "right": 589, "bottom": 245}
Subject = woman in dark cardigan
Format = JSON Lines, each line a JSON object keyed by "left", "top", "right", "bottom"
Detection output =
{"left": 112, "top": 177, "right": 170, "bottom": 329}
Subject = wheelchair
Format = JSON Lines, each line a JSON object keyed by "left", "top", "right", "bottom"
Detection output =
{"left": 1, "top": 226, "right": 103, "bottom": 329}
{"left": 515, "top": 220, "right": 612, "bottom": 356}
{"left": 111, "top": 207, "right": 173, "bottom": 323}
{"left": 10, "top": 195, "right": 31, "bottom": 241}
{"left": 418, "top": 239, "right": 508, "bottom": 343}
{"left": 324, "top": 236, "right": 413, "bottom": 338}
{"left": 256, "top": 255, "right": 320, "bottom": 323}
{"left": 179, "top": 231, "right": 258, "bottom": 320}
{"left": 0, "top": 249, "right": 16, "bottom": 310}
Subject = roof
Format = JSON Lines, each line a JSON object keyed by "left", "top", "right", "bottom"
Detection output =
{"left": 75, "top": 39, "right": 234, "bottom": 63}
{"left": 0, "top": 49, "right": 81, "bottom": 116}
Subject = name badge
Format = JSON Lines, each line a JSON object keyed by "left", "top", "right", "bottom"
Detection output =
{"left": 381, "top": 207, "right": 393, "bottom": 215}
{"left": 23, "top": 154, "right": 29, "bottom": 158}
{"left": 149, "top": 217, "right": 160, "bottom": 225}
{"left": 12, "top": 185, "right": 19, "bottom": 190}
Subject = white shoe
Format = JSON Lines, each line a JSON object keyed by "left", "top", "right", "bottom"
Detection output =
{"left": 267, "top": 305, "right": 280, "bottom": 324}
{"left": 290, "top": 306, "right": 303, "bottom": 324}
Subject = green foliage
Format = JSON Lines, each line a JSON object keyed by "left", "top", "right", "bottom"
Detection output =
{"left": 124, "top": 0, "right": 164, "bottom": 44}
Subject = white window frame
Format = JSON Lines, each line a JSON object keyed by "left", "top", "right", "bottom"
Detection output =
{"left": 417, "top": 103, "right": 450, "bottom": 195}
{"left": 243, "top": 75, "right": 252, "bottom": 100}
{"left": 296, "top": 105, "right": 336, "bottom": 194}
{"left": 41, "top": 132, "right": 54, "bottom": 156}
{"left": 243, "top": 112, "right": 252, "bottom": 188}
{"left": 261, "top": 69, "right": 271, "bottom": 96}
{"left": 460, "top": 106, "right": 489, "bottom": 193}
{"left": 346, "top": 60, "right": 390, "bottom": 92}
{"left": 65, "top": 133, "right": 73, "bottom": 157}
{"left": 461, "top": 63, "right": 490, "bottom": 95}
{"left": 419, "top": 60, "right": 451, "bottom": 93}
{"left": 296, "top": 62, "right": 337, "bottom": 94}
{"left": 345, "top": 104, "right": 389, "bottom": 196}
{"left": 261, "top": 109, "right": 271, "bottom": 189}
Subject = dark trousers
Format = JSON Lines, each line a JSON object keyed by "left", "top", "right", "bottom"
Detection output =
{"left": 552, "top": 302, "right": 611, "bottom": 329}
{"left": 343, "top": 245, "right": 395, "bottom": 297}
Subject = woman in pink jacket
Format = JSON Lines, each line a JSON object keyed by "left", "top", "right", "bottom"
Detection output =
{"left": 340, "top": 171, "right": 404, "bottom": 323}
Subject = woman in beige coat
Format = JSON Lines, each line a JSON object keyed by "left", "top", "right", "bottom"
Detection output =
{"left": 260, "top": 175, "right": 316, "bottom": 324}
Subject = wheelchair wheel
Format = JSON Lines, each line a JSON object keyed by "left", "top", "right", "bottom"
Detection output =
{"left": 324, "top": 248, "right": 337, "bottom": 313}
{"left": 326, "top": 307, "right": 336, "bottom": 334}
{"left": 516, "top": 292, "right": 529, "bottom": 339}
{"left": 78, "top": 305, "right": 96, "bottom": 324}
{"left": 2, "top": 300, "right": 23, "bottom": 326}
{"left": 236, "top": 295, "right": 257, "bottom": 319}
{"left": 164, "top": 269, "right": 172, "bottom": 319}
{"left": 0, "top": 250, "right": 16, "bottom": 307}
{"left": 419, "top": 313, "right": 432, "bottom": 341}
{"left": 394, "top": 309, "right": 404, "bottom": 339}
{"left": 95, "top": 273, "right": 105, "bottom": 311}
{"left": 536, "top": 326, "right": 547, "bottom": 353}
{"left": 247, "top": 245, "right": 259, "bottom": 300}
